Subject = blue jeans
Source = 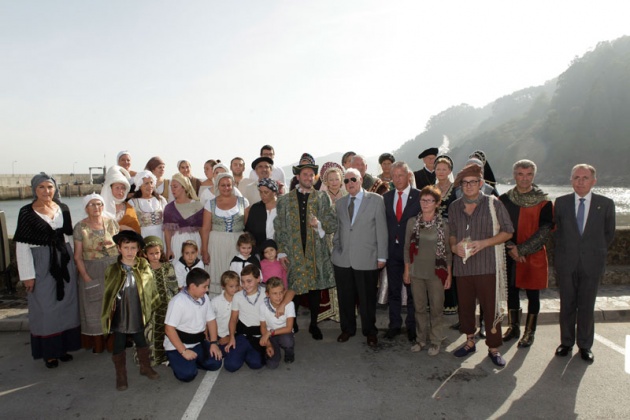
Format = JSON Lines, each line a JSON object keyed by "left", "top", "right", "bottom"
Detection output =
{"left": 166, "top": 340, "right": 222, "bottom": 382}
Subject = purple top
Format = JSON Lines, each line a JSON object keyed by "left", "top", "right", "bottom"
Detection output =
{"left": 162, "top": 201, "right": 204, "bottom": 234}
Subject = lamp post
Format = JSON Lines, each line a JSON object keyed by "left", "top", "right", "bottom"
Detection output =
{"left": 12, "top": 160, "right": 17, "bottom": 176}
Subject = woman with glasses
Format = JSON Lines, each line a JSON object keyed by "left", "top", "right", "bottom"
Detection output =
{"left": 403, "top": 186, "right": 452, "bottom": 356}
{"left": 73, "top": 193, "right": 120, "bottom": 353}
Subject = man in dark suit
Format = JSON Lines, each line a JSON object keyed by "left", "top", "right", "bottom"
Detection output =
{"left": 383, "top": 161, "right": 421, "bottom": 341}
{"left": 553, "top": 164, "right": 615, "bottom": 363}
{"left": 331, "top": 168, "right": 388, "bottom": 348}
{"left": 413, "top": 147, "right": 438, "bottom": 190}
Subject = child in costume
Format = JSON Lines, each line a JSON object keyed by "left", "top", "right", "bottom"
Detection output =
{"left": 259, "top": 277, "right": 296, "bottom": 367}
{"left": 210, "top": 271, "right": 240, "bottom": 356}
{"left": 228, "top": 233, "right": 261, "bottom": 278}
{"left": 259, "top": 239, "right": 287, "bottom": 288}
{"left": 174, "top": 240, "right": 204, "bottom": 289}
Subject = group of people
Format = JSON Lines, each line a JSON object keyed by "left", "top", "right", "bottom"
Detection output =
{"left": 14, "top": 144, "right": 615, "bottom": 389}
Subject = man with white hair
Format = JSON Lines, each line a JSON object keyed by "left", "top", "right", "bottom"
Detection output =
{"left": 350, "top": 155, "right": 375, "bottom": 190}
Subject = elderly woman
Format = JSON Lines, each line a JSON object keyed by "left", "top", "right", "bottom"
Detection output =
{"left": 377, "top": 153, "right": 395, "bottom": 183}
{"left": 320, "top": 162, "right": 346, "bottom": 205}
{"left": 403, "top": 185, "right": 452, "bottom": 356}
{"left": 162, "top": 173, "right": 204, "bottom": 261}
{"left": 101, "top": 165, "right": 141, "bottom": 233}
{"left": 145, "top": 156, "right": 169, "bottom": 201}
{"left": 14, "top": 173, "right": 81, "bottom": 368}
{"left": 200, "top": 173, "right": 250, "bottom": 296}
{"left": 177, "top": 159, "right": 202, "bottom": 196}
{"left": 117, "top": 150, "right": 137, "bottom": 196}
{"left": 244, "top": 178, "right": 279, "bottom": 258}
{"left": 73, "top": 193, "right": 119, "bottom": 353}
{"left": 129, "top": 170, "right": 168, "bottom": 241}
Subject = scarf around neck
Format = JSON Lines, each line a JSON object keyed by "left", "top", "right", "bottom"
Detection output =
{"left": 408, "top": 213, "right": 448, "bottom": 283}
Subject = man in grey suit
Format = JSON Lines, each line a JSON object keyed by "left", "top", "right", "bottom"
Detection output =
{"left": 332, "top": 168, "right": 388, "bottom": 348}
{"left": 554, "top": 164, "right": 615, "bottom": 363}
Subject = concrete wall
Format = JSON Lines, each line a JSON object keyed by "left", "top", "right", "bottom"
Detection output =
{"left": 0, "top": 174, "right": 101, "bottom": 200}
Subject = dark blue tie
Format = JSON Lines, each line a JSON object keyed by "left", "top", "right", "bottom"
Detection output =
{"left": 577, "top": 198, "right": 585, "bottom": 235}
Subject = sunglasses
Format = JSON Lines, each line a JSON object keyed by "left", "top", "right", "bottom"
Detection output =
{"left": 343, "top": 177, "right": 358, "bottom": 184}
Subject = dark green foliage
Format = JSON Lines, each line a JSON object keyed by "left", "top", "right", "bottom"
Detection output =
{"left": 394, "top": 36, "right": 630, "bottom": 185}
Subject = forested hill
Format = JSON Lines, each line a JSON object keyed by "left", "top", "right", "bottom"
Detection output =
{"left": 394, "top": 35, "right": 630, "bottom": 185}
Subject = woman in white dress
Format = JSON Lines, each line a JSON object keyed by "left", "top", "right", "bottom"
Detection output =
{"left": 162, "top": 173, "right": 204, "bottom": 261}
{"left": 200, "top": 173, "right": 249, "bottom": 296}
{"left": 129, "top": 170, "right": 168, "bottom": 241}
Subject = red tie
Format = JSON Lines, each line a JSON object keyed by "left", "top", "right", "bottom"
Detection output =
{"left": 396, "top": 191, "right": 403, "bottom": 222}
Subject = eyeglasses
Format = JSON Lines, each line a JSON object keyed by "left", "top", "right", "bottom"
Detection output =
{"left": 343, "top": 177, "right": 358, "bottom": 184}
{"left": 420, "top": 199, "right": 436, "bottom": 204}
{"left": 87, "top": 202, "right": 103, "bottom": 208}
{"left": 461, "top": 180, "right": 480, "bottom": 187}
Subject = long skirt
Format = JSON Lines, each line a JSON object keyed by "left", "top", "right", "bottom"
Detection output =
{"left": 207, "top": 230, "right": 240, "bottom": 297}
{"left": 29, "top": 244, "right": 81, "bottom": 360}
{"left": 78, "top": 256, "right": 116, "bottom": 336}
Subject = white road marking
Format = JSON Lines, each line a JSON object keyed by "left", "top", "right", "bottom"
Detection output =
{"left": 432, "top": 367, "right": 462, "bottom": 399}
{"left": 0, "top": 383, "right": 39, "bottom": 397}
{"left": 594, "top": 333, "right": 626, "bottom": 356}
{"left": 181, "top": 370, "right": 221, "bottom": 420}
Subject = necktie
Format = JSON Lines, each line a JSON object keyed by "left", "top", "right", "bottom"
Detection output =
{"left": 577, "top": 198, "right": 585, "bottom": 235}
{"left": 348, "top": 197, "right": 355, "bottom": 222}
{"left": 396, "top": 191, "right": 403, "bottom": 222}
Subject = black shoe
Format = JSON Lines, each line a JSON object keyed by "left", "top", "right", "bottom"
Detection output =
{"left": 309, "top": 324, "right": 323, "bottom": 340}
{"left": 59, "top": 353, "right": 73, "bottom": 362}
{"left": 45, "top": 359, "right": 59, "bottom": 369}
{"left": 579, "top": 348, "right": 594, "bottom": 363}
{"left": 284, "top": 354, "right": 295, "bottom": 363}
{"left": 407, "top": 330, "right": 417, "bottom": 343}
{"left": 555, "top": 345, "right": 573, "bottom": 357}
{"left": 384, "top": 328, "right": 401, "bottom": 340}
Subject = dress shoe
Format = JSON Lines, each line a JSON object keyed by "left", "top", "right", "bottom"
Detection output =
{"left": 337, "top": 332, "right": 353, "bottom": 343}
{"left": 367, "top": 335, "right": 378, "bottom": 348}
{"left": 555, "top": 345, "right": 572, "bottom": 357}
{"left": 579, "top": 348, "right": 594, "bottom": 363}
{"left": 59, "top": 353, "right": 73, "bottom": 362}
{"left": 383, "top": 328, "right": 401, "bottom": 340}
{"left": 44, "top": 359, "right": 59, "bottom": 369}
{"left": 309, "top": 324, "right": 323, "bottom": 340}
{"left": 284, "top": 354, "right": 295, "bottom": 363}
{"left": 453, "top": 341, "right": 476, "bottom": 358}
{"left": 488, "top": 350, "right": 506, "bottom": 367}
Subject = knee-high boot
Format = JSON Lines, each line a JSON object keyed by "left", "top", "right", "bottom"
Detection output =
{"left": 112, "top": 352, "right": 128, "bottom": 391}
{"left": 518, "top": 313, "right": 537, "bottom": 348}
{"left": 502, "top": 308, "right": 521, "bottom": 341}
{"left": 137, "top": 347, "right": 160, "bottom": 380}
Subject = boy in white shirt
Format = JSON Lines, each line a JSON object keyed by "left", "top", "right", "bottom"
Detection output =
{"left": 210, "top": 271, "right": 240, "bottom": 355}
{"left": 164, "top": 268, "right": 222, "bottom": 382}
{"left": 259, "top": 277, "right": 296, "bottom": 367}
{"left": 224, "top": 265, "right": 294, "bottom": 372}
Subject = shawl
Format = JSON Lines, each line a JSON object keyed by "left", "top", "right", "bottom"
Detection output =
{"left": 506, "top": 185, "right": 549, "bottom": 208}
{"left": 13, "top": 202, "right": 73, "bottom": 300}
{"left": 489, "top": 196, "right": 508, "bottom": 334}
{"left": 162, "top": 201, "right": 204, "bottom": 233}
{"left": 408, "top": 213, "right": 448, "bottom": 284}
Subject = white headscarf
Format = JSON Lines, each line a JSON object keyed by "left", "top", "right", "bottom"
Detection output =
{"left": 82, "top": 193, "right": 105, "bottom": 210}
{"left": 133, "top": 170, "right": 157, "bottom": 190}
{"left": 101, "top": 165, "right": 131, "bottom": 218}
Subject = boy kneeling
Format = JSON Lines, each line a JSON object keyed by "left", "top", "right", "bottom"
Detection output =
{"left": 164, "top": 268, "right": 222, "bottom": 382}
{"left": 260, "top": 277, "right": 296, "bottom": 368}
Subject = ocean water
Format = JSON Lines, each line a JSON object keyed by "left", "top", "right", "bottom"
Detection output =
{"left": 1, "top": 184, "right": 629, "bottom": 235}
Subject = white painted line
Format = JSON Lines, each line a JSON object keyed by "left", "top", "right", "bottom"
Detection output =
{"left": 432, "top": 367, "right": 461, "bottom": 399}
{"left": 181, "top": 370, "right": 221, "bottom": 420}
{"left": 594, "top": 333, "right": 626, "bottom": 356}
{"left": 0, "top": 382, "right": 39, "bottom": 397}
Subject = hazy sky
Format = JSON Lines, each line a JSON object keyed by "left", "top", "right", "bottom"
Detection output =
{"left": 1, "top": 0, "right": 628, "bottom": 177}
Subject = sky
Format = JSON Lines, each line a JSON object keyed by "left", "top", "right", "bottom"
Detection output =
{"left": 1, "top": 0, "right": 628, "bottom": 177}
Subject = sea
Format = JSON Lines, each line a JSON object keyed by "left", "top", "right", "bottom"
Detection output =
{"left": 1, "top": 184, "right": 630, "bottom": 235}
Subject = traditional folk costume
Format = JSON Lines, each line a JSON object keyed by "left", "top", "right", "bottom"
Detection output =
{"left": 437, "top": 181, "right": 459, "bottom": 314}
{"left": 229, "top": 253, "right": 261, "bottom": 279}
{"left": 73, "top": 215, "right": 119, "bottom": 351}
{"left": 101, "top": 165, "right": 141, "bottom": 233}
{"left": 274, "top": 182, "right": 338, "bottom": 328}
{"left": 499, "top": 185, "right": 553, "bottom": 347}
{"left": 204, "top": 196, "right": 249, "bottom": 296}
{"left": 162, "top": 201, "right": 204, "bottom": 261}
{"left": 15, "top": 194, "right": 81, "bottom": 362}
{"left": 102, "top": 232, "right": 160, "bottom": 390}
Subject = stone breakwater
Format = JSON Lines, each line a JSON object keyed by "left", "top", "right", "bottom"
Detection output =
{"left": 3, "top": 228, "right": 630, "bottom": 288}
{"left": 0, "top": 174, "right": 100, "bottom": 200}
